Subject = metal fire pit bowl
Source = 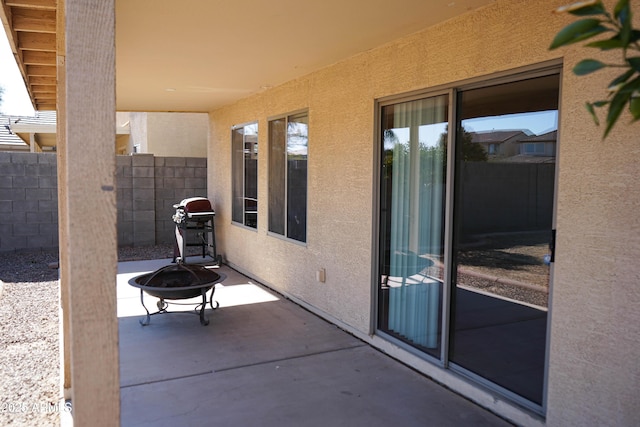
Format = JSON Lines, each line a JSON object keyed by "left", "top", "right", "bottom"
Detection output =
{"left": 128, "top": 263, "right": 225, "bottom": 326}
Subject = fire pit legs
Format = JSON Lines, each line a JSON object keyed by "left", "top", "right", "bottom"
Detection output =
{"left": 137, "top": 284, "right": 219, "bottom": 326}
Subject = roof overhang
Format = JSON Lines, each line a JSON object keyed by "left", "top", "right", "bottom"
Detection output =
{"left": 2, "top": 0, "right": 496, "bottom": 113}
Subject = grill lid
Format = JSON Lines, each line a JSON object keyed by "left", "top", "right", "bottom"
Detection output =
{"left": 173, "top": 197, "right": 214, "bottom": 213}
{"left": 173, "top": 197, "right": 215, "bottom": 223}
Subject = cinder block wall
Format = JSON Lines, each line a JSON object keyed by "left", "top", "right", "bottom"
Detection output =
{"left": 153, "top": 156, "right": 208, "bottom": 245}
{"left": 1, "top": 152, "right": 207, "bottom": 252}
{"left": 0, "top": 152, "right": 58, "bottom": 252}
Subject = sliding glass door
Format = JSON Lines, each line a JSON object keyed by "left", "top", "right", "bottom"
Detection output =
{"left": 449, "top": 75, "right": 559, "bottom": 406}
{"left": 377, "top": 70, "right": 560, "bottom": 410}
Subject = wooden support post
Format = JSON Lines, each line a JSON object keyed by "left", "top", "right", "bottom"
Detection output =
{"left": 29, "top": 133, "right": 42, "bottom": 152}
{"left": 55, "top": 0, "right": 71, "bottom": 399}
{"left": 59, "top": 0, "right": 120, "bottom": 424}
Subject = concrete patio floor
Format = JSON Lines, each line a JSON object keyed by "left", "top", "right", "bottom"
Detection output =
{"left": 117, "top": 258, "right": 512, "bottom": 426}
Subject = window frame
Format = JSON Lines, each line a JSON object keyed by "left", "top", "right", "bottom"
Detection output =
{"left": 372, "top": 60, "right": 563, "bottom": 416}
{"left": 267, "top": 110, "right": 309, "bottom": 244}
{"left": 231, "top": 121, "right": 259, "bottom": 229}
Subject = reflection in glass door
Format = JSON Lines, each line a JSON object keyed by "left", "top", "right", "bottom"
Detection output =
{"left": 449, "top": 75, "right": 559, "bottom": 406}
{"left": 377, "top": 94, "right": 449, "bottom": 358}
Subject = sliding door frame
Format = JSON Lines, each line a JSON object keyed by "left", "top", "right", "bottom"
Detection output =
{"left": 372, "top": 59, "right": 563, "bottom": 414}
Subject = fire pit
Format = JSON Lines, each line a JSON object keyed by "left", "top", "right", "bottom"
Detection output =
{"left": 128, "top": 263, "right": 225, "bottom": 326}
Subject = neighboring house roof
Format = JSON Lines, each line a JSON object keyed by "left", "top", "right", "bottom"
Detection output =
{"left": 7, "top": 110, "right": 57, "bottom": 127}
{"left": 518, "top": 130, "right": 557, "bottom": 143}
{"left": 0, "top": 115, "right": 29, "bottom": 151}
{"left": 470, "top": 130, "right": 531, "bottom": 144}
{"left": 1, "top": 111, "right": 130, "bottom": 153}
{"left": 0, "top": 122, "right": 29, "bottom": 151}
{"left": 0, "top": 111, "right": 57, "bottom": 152}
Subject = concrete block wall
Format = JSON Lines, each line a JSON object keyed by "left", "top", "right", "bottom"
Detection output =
{"left": 2, "top": 152, "right": 207, "bottom": 252}
{"left": 0, "top": 152, "right": 58, "bottom": 252}
{"left": 154, "top": 156, "right": 208, "bottom": 244}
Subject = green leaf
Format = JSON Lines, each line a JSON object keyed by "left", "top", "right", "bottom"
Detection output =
{"left": 574, "top": 59, "right": 607, "bottom": 75}
{"left": 614, "top": 0, "right": 630, "bottom": 20}
{"left": 585, "top": 102, "right": 600, "bottom": 125}
{"left": 615, "top": 0, "right": 632, "bottom": 44}
{"left": 630, "top": 97, "right": 640, "bottom": 120}
{"left": 593, "top": 100, "right": 609, "bottom": 107}
{"left": 604, "top": 89, "right": 631, "bottom": 137}
{"left": 549, "top": 19, "right": 608, "bottom": 49}
{"left": 618, "top": 75, "right": 640, "bottom": 94}
{"left": 569, "top": 1, "right": 606, "bottom": 16}
{"left": 608, "top": 69, "right": 637, "bottom": 93}
{"left": 627, "top": 57, "right": 640, "bottom": 72}
{"left": 586, "top": 37, "right": 624, "bottom": 50}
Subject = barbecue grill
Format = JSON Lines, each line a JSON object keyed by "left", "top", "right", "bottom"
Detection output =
{"left": 172, "top": 197, "right": 222, "bottom": 264}
{"left": 128, "top": 197, "right": 224, "bottom": 326}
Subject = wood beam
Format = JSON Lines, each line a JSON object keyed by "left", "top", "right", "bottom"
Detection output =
{"left": 35, "top": 103, "right": 56, "bottom": 110}
{"left": 6, "top": 0, "right": 56, "bottom": 10}
{"left": 26, "top": 64, "right": 55, "bottom": 76}
{"left": 18, "top": 31, "right": 55, "bottom": 50}
{"left": 30, "top": 75, "right": 56, "bottom": 84}
{"left": 22, "top": 50, "right": 55, "bottom": 65}
{"left": 31, "top": 84, "right": 56, "bottom": 92}
{"left": 34, "top": 93, "right": 56, "bottom": 100}
{"left": 62, "top": 0, "right": 120, "bottom": 424}
{"left": 29, "top": 133, "right": 42, "bottom": 152}
{"left": 11, "top": 8, "right": 56, "bottom": 33}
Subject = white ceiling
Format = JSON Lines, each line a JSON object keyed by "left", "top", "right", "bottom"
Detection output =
{"left": 115, "top": 0, "right": 495, "bottom": 112}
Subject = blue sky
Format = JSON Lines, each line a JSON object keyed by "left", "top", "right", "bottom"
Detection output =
{"left": 0, "top": 30, "right": 35, "bottom": 116}
{"left": 463, "top": 110, "right": 558, "bottom": 135}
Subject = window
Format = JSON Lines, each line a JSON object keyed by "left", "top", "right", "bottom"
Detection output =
{"left": 523, "top": 142, "right": 546, "bottom": 155}
{"left": 269, "top": 111, "right": 308, "bottom": 242}
{"left": 232, "top": 122, "right": 258, "bottom": 228}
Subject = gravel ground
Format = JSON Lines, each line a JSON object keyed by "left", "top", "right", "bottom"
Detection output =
{"left": 0, "top": 245, "right": 173, "bottom": 427}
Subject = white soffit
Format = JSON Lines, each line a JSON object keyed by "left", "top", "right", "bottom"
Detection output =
{"left": 115, "top": 0, "right": 496, "bottom": 112}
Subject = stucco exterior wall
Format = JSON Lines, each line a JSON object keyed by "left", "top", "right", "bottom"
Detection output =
{"left": 147, "top": 112, "right": 209, "bottom": 157}
{"left": 128, "top": 112, "right": 149, "bottom": 154}
{"left": 126, "top": 112, "right": 208, "bottom": 157}
{"left": 208, "top": 1, "right": 640, "bottom": 425}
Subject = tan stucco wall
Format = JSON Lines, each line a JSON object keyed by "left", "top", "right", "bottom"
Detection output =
{"left": 208, "top": 1, "right": 640, "bottom": 425}
{"left": 126, "top": 112, "right": 208, "bottom": 156}
{"left": 147, "top": 112, "right": 208, "bottom": 157}
{"left": 128, "top": 112, "right": 148, "bottom": 153}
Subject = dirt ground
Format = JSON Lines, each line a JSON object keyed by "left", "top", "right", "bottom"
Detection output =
{"left": 457, "top": 231, "right": 551, "bottom": 288}
{"left": 456, "top": 231, "right": 550, "bottom": 307}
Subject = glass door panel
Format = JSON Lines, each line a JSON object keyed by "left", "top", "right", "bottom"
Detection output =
{"left": 449, "top": 75, "right": 560, "bottom": 406}
{"left": 378, "top": 94, "right": 448, "bottom": 358}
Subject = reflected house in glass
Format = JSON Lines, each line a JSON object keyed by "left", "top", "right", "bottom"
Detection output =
{"left": 518, "top": 130, "right": 558, "bottom": 159}
{"left": 470, "top": 129, "right": 529, "bottom": 158}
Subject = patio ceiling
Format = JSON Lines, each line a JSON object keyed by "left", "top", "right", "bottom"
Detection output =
{"left": 1, "top": 0, "right": 496, "bottom": 113}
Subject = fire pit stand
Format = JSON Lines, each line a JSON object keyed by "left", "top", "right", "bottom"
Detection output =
{"left": 128, "top": 263, "right": 226, "bottom": 326}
